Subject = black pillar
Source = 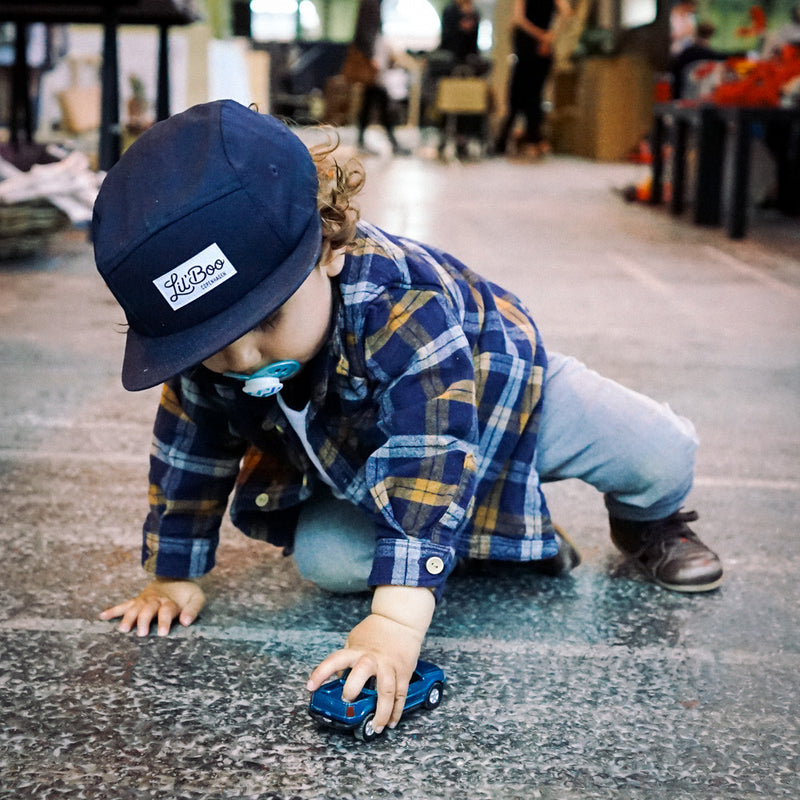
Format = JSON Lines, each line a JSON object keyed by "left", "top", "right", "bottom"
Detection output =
{"left": 156, "top": 24, "right": 170, "bottom": 121}
{"left": 10, "top": 22, "right": 32, "bottom": 145}
{"left": 99, "top": 1, "right": 121, "bottom": 170}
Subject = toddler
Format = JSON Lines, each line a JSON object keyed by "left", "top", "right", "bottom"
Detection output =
{"left": 94, "top": 100, "right": 722, "bottom": 735}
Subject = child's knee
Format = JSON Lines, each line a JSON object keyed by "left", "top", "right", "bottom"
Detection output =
{"left": 653, "top": 411, "right": 699, "bottom": 492}
{"left": 292, "top": 495, "right": 374, "bottom": 594}
{"left": 609, "top": 411, "right": 699, "bottom": 516}
{"left": 293, "top": 536, "right": 370, "bottom": 594}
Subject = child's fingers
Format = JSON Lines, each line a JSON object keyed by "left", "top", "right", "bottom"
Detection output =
{"left": 119, "top": 603, "right": 147, "bottom": 633}
{"left": 100, "top": 582, "right": 203, "bottom": 636}
{"left": 375, "top": 666, "right": 412, "bottom": 731}
{"left": 371, "top": 668, "right": 398, "bottom": 733}
{"left": 306, "top": 649, "right": 354, "bottom": 692}
{"left": 178, "top": 591, "right": 205, "bottom": 627}
{"left": 156, "top": 601, "right": 178, "bottom": 636}
{"left": 388, "top": 686, "right": 408, "bottom": 729}
{"left": 341, "top": 654, "right": 379, "bottom": 702}
{"left": 98, "top": 600, "right": 133, "bottom": 621}
{"left": 137, "top": 603, "right": 158, "bottom": 636}
{"left": 113, "top": 604, "right": 138, "bottom": 632}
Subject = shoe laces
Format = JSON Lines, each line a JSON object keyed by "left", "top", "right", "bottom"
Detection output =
{"left": 634, "top": 510, "right": 700, "bottom": 555}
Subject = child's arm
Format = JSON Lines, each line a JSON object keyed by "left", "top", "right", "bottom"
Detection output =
{"left": 99, "top": 577, "right": 206, "bottom": 636}
{"left": 306, "top": 585, "right": 435, "bottom": 734}
{"left": 100, "top": 375, "right": 247, "bottom": 635}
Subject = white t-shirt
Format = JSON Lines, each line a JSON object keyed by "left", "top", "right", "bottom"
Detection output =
{"left": 276, "top": 394, "right": 345, "bottom": 498}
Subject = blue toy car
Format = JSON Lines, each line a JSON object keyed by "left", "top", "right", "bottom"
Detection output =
{"left": 309, "top": 659, "right": 446, "bottom": 741}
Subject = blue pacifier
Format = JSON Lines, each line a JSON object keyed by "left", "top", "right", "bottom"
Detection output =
{"left": 224, "top": 360, "right": 301, "bottom": 398}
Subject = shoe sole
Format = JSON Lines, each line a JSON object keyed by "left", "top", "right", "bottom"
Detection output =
{"left": 653, "top": 574, "right": 724, "bottom": 593}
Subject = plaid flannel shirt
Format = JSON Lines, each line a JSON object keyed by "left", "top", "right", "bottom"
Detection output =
{"left": 144, "top": 222, "right": 557, "bottom": 596}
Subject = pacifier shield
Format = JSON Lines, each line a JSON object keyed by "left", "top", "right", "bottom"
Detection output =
{"left": 242, "top": 376, "right": 283, "bottom": 397}
{"left": 261, "top": 360, "right": 301, "bottom": 380}
{"left": 224, "top": 359, "right": 301, "bottom": 398}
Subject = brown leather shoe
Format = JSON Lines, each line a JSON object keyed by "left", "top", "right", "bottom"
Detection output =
{"left": 610, "top": 510, "right": 723, "bottom": 592}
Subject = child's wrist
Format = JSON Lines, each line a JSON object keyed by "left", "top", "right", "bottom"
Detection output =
{"left": 371, "top": 584, "right": 435, "bottom": 637}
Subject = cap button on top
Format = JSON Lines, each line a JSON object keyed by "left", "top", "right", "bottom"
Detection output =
{"left": 425, "top": 556, "right": 445, "bottom": 575}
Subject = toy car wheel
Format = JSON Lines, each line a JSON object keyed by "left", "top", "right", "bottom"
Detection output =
{"left": 424, "top": 681, "right": 444, "bottom": 709}
{"left": 355, "top": 713, "right": 380, "bottom": 742}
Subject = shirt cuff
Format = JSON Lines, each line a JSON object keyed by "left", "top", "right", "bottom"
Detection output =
{"left": 368, "top": 535, "right": 456, "bottom": 600}
{"left": 142, "top": 533, "right": 217, "bottom": 579}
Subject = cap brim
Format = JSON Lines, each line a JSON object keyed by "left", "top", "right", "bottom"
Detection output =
{"left": 120, "top": 213, "right": 321, "bottom": 391}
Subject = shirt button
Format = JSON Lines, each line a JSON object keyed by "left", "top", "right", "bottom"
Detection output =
{"left": 425, "top": 556, "right": 444, "bottom": 575}
{"left": 255, "top": 493, "right": 270, "bottom": 507}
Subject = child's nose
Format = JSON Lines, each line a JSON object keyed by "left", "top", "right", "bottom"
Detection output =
{"left": 221, "top": 337, "right": 263, "bottom": 373}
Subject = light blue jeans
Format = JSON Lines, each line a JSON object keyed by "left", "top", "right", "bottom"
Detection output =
{"left": 293, "top": 352, "right": 699, "bottom": 592}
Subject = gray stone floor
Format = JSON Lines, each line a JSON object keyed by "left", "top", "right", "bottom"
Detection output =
{"left": 1, "top": 143, "right": 799, "bottom": 800}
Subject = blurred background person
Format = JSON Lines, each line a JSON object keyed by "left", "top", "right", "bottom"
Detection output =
{"left": 670, "top": 0, "right": 697, "bottom": 55}
{"left": 440, "top": 0, "right": 480, "bottom": 64}
{"left": 350, "top": 0, "right": 408, "bottom": 155}
{"left": 669, "top": 20, "right": 726, "bottom": 99}
{"left": 494, "top": 0, "right": 573, "bottom": 158}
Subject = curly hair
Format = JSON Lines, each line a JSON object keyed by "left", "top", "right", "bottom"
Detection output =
{"left": 308, "top": 129, "right": 366, "bottom": 266}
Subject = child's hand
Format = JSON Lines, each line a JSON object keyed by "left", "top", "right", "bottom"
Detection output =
{"left": 99, "top": 577, "right": 205, "bottom": 636}
{"left": 306, "top": 585, "right": 435, "bottom": 734}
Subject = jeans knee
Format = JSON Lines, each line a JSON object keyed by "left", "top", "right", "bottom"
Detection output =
{"left": 656, "top": 412, "right": 698, "bottom": 490}
{"left": 607, "top": 412, "right": 699, "bottom": 519}
{"left": 292, "top": 493, "right": 374, "bottom": 594}
{"left": 293, "top": 541, "right": 369, "bottom": 594}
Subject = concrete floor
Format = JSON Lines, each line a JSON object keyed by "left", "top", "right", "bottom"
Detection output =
{"left": 1, "top": 141, "right": 799, "bottom": 800}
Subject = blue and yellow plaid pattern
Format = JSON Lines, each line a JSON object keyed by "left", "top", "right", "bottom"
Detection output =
{"left": 143, "top": 222, "right": 557, "bottom": 595}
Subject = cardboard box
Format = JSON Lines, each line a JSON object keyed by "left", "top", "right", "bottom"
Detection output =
{"left": 573, "top": 55, "right": 655, "bottom": 161}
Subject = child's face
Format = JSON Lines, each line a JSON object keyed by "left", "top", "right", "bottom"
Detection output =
{"left": 202, "top": 252, "right": 344, "bottom": 377}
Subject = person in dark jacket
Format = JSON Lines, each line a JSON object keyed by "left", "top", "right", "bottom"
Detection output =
{"left": 440, "top": 0, "right": 480, "bottom": 62}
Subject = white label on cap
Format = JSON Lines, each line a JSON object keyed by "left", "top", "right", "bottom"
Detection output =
{"left": 153, "top": 242, "right": 237, "bottom": 311}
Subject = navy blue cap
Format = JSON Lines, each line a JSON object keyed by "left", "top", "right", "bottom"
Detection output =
{"left": 92, "top": 100, "right": 321, "bottom": 391}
